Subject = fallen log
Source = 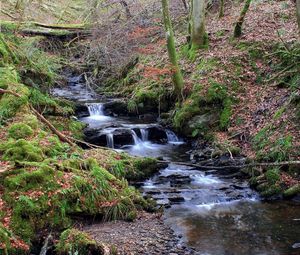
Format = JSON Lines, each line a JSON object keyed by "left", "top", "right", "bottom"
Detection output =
{"left": 19, "top": 28, "right": 91, "bottom": 39}
{"left": 158, "top": 160, "right": 300, "bottom": 170}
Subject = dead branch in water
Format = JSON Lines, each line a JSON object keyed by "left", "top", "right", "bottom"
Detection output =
{"left": 158, "top": 160, "right": 300, "bottom": 170}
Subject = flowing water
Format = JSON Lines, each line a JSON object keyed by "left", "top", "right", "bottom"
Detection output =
{"left": 53, "top": 77, "right": 300, "bottom": 255}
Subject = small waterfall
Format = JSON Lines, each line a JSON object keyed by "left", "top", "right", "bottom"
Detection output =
{"left": 140, "top": 128, "right": 149, "bottom": 141}
{"left": 131, "top": 130, "right": 142, "bottom": 145}
{"left": 106, "top": 133, "right": 114, "bottom": 148}
{"left": 166, "top": 129, "right": 180, "bottom": 143}
{"left": 86, "top": 103, "right": 104, "bottom": 116}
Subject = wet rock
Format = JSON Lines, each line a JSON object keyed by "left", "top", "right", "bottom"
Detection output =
{"left": 103, "top": 101, "right": 128, "bottom": 116}
{"left": 292, "top": 243, "right": 300, "bottom": 249}
{"left": 168, "top": 196, "right": 185, "bottom": 203}
{"left": 75, "top": 103, "right": 89, "bottom": 118}
{"left": 148, "top": 126, "right": 168, "bottom": 143}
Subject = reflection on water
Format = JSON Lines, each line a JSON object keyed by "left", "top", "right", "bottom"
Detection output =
{"left": 165, "top": 201, "right": 300, "bottom": 255}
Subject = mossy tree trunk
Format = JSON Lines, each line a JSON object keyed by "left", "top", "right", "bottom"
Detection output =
{"left": 161, "top": 0, "right": 184, "bottom": 101}
{"left": 234, "top": 0, "right": 252, "bottom": 38}
{"left": 190, "top": 0, "right": 207, "bottom": 48}
{"left": 219, "top": 0, "right": 224, "bottom": 18}
{"left": 297, "top": 0, "right": 300, "bottom": 33}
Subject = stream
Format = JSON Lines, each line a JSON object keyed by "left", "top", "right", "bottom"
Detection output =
{"left": 52, "top": 75, "right": 300, "bottom": 255}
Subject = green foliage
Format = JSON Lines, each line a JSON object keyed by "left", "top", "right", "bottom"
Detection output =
{"left": 265, "top": 168, "right": 280, "bottom": 185}
{"left": 207, "top": 81, "right": 228, "bottom": 103}
{"left": 261, "top": 184, "right": 282, "bottom": 198}
{"left": 0, "top": 67, "right": 30, "bottom": 124}
{"left": 29, "top": 88, "right": 57, "bottom": 109}
{"left": 270, "top": 43, "right": 300, "bottom": 90}
{"left": 8, "top": 123, "right": 33, "bottom": 139}
{"left": 56, "top": 228, "right": 103, "bottom": 255}
{"left": 42, "top": 136, "right": 71, "bottom": 158}
{"left": 1, "top": 139, "right": 44, "bottom": 162}
{"left": 127, "top": 99, "right": 138, "bottom": 113}
{"left": 220, "top": 98, "right": 232, "bottom": 130}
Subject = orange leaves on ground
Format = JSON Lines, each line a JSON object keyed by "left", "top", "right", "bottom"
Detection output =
{"left": 128, "top": 26, "right": 160, "bottom": 40}
{"left": 142, "top": 66, "right": 174, "bottom": 80}
{"left": 137, "top": 39, "right": 166, "bottom": 55}
{"left": 10, "top": 238, "right": 30, "bottom": 251}
{"left": 281, "top": 172, "right": 299, "bottom": 187}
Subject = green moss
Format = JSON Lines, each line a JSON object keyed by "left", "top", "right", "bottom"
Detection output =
{"left": 173, "top": 96, "right": 202, "bottom": 130}
{"left": 283, "top": 184, "right": 300, "bottom": 198}
{"left": 56, "top": 228, "right": 104, "bottom": 255}
{"left": 22, "top": 114, "right": 39, "bottom": 129}
{"left": 8, "top": 123, "right": 34, "bottom": 139}
{"left": 0, "top": 67, "right": 30, "bottom": 124}
{"left": 220, "top": 98, "right": 232, "bottom": 130}
{"left": 132, "top": 158, "right": 159, "bottom": 181}
{"left": 4, "top": 166, "right": 55, "bottom": 191}
{"left": 42, "top": 136, "right": 70, "bottom": 158}
{"left": 265, "top": 168, "right": 280, "bottom": 185}
{"left": 207, "top": 81, "right": 227, "bottom": 103}
{"left": 261, "top": 184, "right": 282, "bottom": 198}
{"left": 1, "top": 139, "right": 44, "bottom": 162}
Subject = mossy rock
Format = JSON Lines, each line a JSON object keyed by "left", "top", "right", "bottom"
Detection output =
{"left": 261, "top": 184, "right": 283, "bottom": 198}
{"left": 22, "top": 114, "right": 39, "bottom": 129}
{"left": 283, "top": 184, "right": 300, "bottom": 198}
{"left": 8, "top": 123, "right": 34, "bottom": 139}
{"left": 4, "top": 165, "right": 56, "bottom": 191}
{"left": 1, "top": 139, "right": 44, "bottom": 162}
{"left": 56, "top": 228, "right": 105, "bottom": 255}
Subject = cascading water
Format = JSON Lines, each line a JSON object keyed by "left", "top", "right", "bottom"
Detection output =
{"left": 86, "top": 103, "right": 105, "bottom": 116}
{"left": 166, "top": 130, "right": 183, "bottom": 144}
{"left": 131, "top": 130, "right": 142, "bottom": 145}
{"left": 140, "top": 128, "right": 149, "bottom": 141}
{"left": 106, "top": 133, "right": 114, "bottom": 148}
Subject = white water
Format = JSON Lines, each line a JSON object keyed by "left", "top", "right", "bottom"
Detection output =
{"left": 86, "top": 103, "right": 112, "bottom": 121}
{"left": 166, "top": 130, "right": 184, "bottom": 145}
{"left": 106, "top": 133, "right": 114, "bottom": 148}
{"left": 140, "top": 128, "right": 149, "bottom": 141}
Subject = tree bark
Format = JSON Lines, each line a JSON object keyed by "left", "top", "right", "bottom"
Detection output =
{"left": 297, "top": 0, "right": 300, "bottom": 33}
{"left": 219, "top": 0, "right": 224, "bottom": 18}
{"left": 161, "top": 0, "right": 184, "bottom": 101}
{"left": 234, "top": 0, "right": 252, "bottom": 38}
{"left": 190, "top": 0, "right": 207, "bottom": 48}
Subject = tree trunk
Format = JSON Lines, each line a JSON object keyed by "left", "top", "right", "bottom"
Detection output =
{"left": 161, "top": 0, "right": 184, "bottom": 100}
{"left": 297, "top": 0, "right": 300, "bottom": 33}
{"left": 234, "top": 0, "right": 252, "bottom": 38}
{"left": 190, "top": 0, "right": 207, "bottom": 49}
{"left": 219, "top": 0, "right": 224, "bottom": 18}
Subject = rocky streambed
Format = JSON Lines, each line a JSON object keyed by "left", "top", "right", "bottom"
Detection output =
{"left": 52, "top": 74, "right": 300, "bottom": 255}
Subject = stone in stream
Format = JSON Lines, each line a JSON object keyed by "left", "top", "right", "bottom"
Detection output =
{"left": 292, "top": 243, "right": 300, "bottom": 249}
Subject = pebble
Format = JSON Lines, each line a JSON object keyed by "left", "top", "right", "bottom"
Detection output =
{"left": 83, "top": 212, "right": 196, "bottom": 254}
